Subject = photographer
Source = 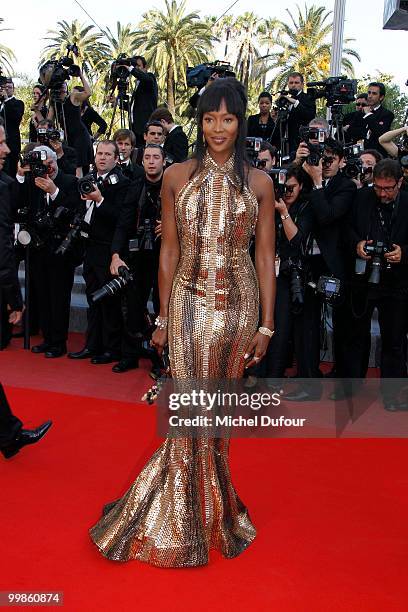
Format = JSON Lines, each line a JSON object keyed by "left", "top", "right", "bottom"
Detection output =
{"left": 36, "top": 119, "right": 77, "bottom": 175}
{"left": 259, "top": 165, "right": 313, "bottom": 378}
{"left": 134, "top": 121, "right": 165, "bottom": 166}
{"left": 274, "top": 72, "right": 316, "bottom": 154}
{"left": 256, "top": 142, "right": 277, "bottom": 172}
{"left": 294, "top": 117, "right": 329, "bottom": 165}
{"left": 80, "top": 97, "right": 107, "bottom": 141}
{"left": 363, "top": 82, "right": 394, "bottom": 157}
{"left": 48, "top": 75, "right": 92, "bottom": 176}
{"left": 15, "top": 145, "right": 81, "bottom": 357}
{"left": 68, "top": 140, "right": 130, "bottom": 364}
{"left": 129, "top": 56, "right": 158, "bottom": 148}
{"left": 113, "top": 128, "right": 144, "bottom": 181}
{"left": 345, "top": 160, "right": 408, "bottom": 410}
{"left": 343, "top": 93, "right": 367, "bottom": 145}
{"left": 378, "top": 124, "right": 408, "bottom": 162}
{"left": 247, "top": 92, "right": 275, "bottom": 141}
{"left": 110, "top": 144, "right": 164, "bottom": 374}
{"left": 0, "top": 79, "right": 24, "bottom": 177}
{"left": 149, "top": 108, "right": 189, "bottom": 163}
{"left": 285, "top": 139, "right": 357, "bottom": 400}
{"left": 29, "top": 84, "right": 48, "bottom": 143}
{"left": 354, "top": 149, "right": 382, "bottom": 189}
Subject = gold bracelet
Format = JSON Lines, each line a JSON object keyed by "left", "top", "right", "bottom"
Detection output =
{"left": 258, "top": 326, "right": 275, "bottom": 338}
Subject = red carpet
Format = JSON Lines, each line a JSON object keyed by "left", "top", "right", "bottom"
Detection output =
{"left": 1, "top": 341, "right": 408, "bottom": 610}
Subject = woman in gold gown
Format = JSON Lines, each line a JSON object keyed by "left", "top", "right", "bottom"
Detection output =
{"left": 90, "top": 79, "right": 276, "bottom": 568}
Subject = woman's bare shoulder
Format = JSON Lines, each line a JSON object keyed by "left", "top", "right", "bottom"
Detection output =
{"left": 248, "top": 166, "right": 273, "bottom": 198}
{"left": 163, "top": 159, "right": 198, "bottom": 189}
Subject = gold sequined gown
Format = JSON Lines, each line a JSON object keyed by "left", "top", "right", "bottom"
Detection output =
{"left": 90, "top": 153, "right": 259, "bottom": 567}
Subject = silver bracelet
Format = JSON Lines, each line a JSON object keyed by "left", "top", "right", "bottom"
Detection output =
{"left": 155, "top": 316, "right": 168, "bottom": 330}
{"left": 258, "top": 326, "right": 275, "bottom": 338}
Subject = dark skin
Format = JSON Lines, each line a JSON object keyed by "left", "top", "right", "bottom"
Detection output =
{"left": 151, "top": 100, "right": 276, "bottom": 370}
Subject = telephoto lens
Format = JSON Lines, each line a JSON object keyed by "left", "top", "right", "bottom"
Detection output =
{"left": 91, "top": 266, "right": 133, "bottom": 302}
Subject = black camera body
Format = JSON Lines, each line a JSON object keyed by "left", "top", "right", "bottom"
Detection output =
{"left": 245, "top": 137, "right": 263, "bottom": 164}
{"left": 55, "top": 211, "right": 90, "bottom": 256}
{"left": 37, "top": 127, "right": 64, "bottom": 144}
{"left": 307, "top": 76, "right": 357, "bottom": 106}
{"left": 186, "top": 61, "right": 235, "bottom": 89}
{"left": 355, "top": 240, "right": 391, "bottom": 284}
{"left": 299, "top": 125, "right": 326, "bottom": 166}
{"left": 129, "top": 219, "right": 156, "bottom": 252}
{"left": 308, "top": 275, "right": 341, "bottom": 304}
{"left": 39, "top": 45, "right": 80, "bottom": 91}
{"left": 78, "top": 173, "right": 120, "bottom": 197}
{"left": 22, "top": 150, "right": 48, "bottom": 178}
{"left": 343, "top": 144, "right": 363, "bottom": 179}
{"left": 269, "top": 168, "right": 288, "bottom": 200}
{"left": 280, "top": 257, "right": 304, "bottom": 307}
{"left": 111, "top": 54, "right": 137, "bottom": 81}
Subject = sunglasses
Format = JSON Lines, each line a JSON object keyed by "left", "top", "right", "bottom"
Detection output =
{"left": 356, "top": 102, "right": 368, "bottom": 107}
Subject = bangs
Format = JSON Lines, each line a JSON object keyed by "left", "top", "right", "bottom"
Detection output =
{"left": 197, "top": 79, "right": 246, "bottom": 121}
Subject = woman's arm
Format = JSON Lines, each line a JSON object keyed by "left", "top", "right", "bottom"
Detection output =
{"left": 378, "top": 126, "right": 407, "bottom": 158}
{"left": 71, "top": 71, "right": 92, "bottom": 105}
{"left": 254, "top": 171, "right": 276, "bottom": 327}
{"left": 157, "top": 165, "right": 181, "bottom": 318}
{"left": 275, "top": 198, "right": 298, "bottom": 241}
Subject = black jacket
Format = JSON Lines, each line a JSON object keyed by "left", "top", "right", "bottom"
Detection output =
{"left": 343, "top": 110, "right": 365, "bottom": 144}
{"left": 286, "top": 92, "right": 316, "bottom": 153}
{"left": 130, "top": 68, "right": 158, "bottom": 135}
{"left": 310, "top": 173, "right": 357, "bottom": 280}
{"left": 0, "top": 97, "right": 24, "bottom": 154}
{"left": 83, "top": 167, "right": 130, "bottom": 265}
{"left": 347, "top": 188, "right": 408, "bottom": 291}
{"left": 118, "top": 159, "right": 145, "bottom": 182}
{"left": 112, "top": 175, "right": 162, "bottom": 257}
{"left": 363, "top": 105, "right": 394, "bottom": 156}
{"left": 81, "top": 106, "right": 107, "bottom": 136}
{"left": 277, "top": 198, "right": 314, "bottom": 262}
{"left": 57, "top": 144, "right": 78, "bottom": 176}
{"left": 0, "top": 171, "right": 22, "bottom": 310}
{"left": 247, "top": 114, "right": 275, "bottom": 141}
{"left": 164, "top": 126, "right": 189, "bottom": 163}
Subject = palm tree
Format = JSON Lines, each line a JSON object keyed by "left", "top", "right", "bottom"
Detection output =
{"left": 265, "top": 4, "right": 360, "bottom": 90}
{"left": 40, "top": 20, "right": 110, "bottom": 79}
{"left": 105, "top": 22, "right": 138, "bottom": 59}
{"left": 0, "top": 18, "right": 16, "bottom": 74}
{"left": 134, "top": 0, "right": 215, "bottom": 116}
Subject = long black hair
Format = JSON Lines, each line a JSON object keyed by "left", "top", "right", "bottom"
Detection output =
{"left": 193, "top": 78, "right": 249, "bottom": 191}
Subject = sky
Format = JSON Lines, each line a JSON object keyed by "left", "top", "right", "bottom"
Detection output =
{"left": 1, "top": 0, "right": 407, "bottom": 90}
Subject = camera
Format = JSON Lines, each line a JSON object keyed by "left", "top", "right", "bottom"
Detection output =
{"left": 78, "top": 173, "right": 120, "bottom": 197}
{"left": 343, "top": 144, "right": 363, "bottom": 179}
{"left": 355, "top": 241, "right": 391, "bottom": 284}
{"left": 186, "top": 61, "right": 235, "bottom": 89}
{"left": 309, "top": 275, "right": 341, "bottom": 304}
{"left": 91, "top": 266, "right": 134, "bottom": 303}
{"left": 269, "top": 168, "right": 288, "bottom": 199}
{"left": 39, "top": 44, "right": 80, "bottom": 91}
{"left": 129, "top": 219, "right": 156, "bottom": 252}
{"left": 275, "top": 89, "right": 299, "bottom": 112}
{"left": 279, "top": 258, "right": 304, "bottom": 308}
{"left": 245, "top": 137, "right": 263, "bottom": 164}
{"left": 307, "top": 76, "right": 357, "bottom": 106}
{"left": 110, "top": 54, "right": 137, "bottom": 81}
{"left": 0, "top": 69, "right": 8, "bottom": 91}
{"left": 299, "top": 125, "right": 326, "bottom": 166}
{"left": 21, "top": 150, "right": 48, "bottom": 178}
{"left": 37, "top": 127, "right": 64, "bottom": 144}
{"left": 55, "top": 211, "right": 89, "bottom": 256}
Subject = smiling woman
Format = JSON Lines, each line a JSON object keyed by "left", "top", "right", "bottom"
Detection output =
{"left": 89, "top": 77, "right": 276, "bottom": 569}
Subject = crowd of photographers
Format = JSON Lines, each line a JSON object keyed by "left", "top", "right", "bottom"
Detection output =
{"left": 1, "top": 61, "right": 408, "bottom": 410}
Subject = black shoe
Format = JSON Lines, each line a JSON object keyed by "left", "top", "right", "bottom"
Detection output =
{"left": 384, "top": 400, "right": 408, "bottom": 412}
{"left": 91, "top": 352, "right": 120, "bottom": 365}
{"left": 68, "top": 348, "right": 95, "bottom": 360}
{"left": 45, "top": 346, "right": 67, "bottom": 358}
{"left": 112, "top": 358, "right": 139, "bottom": 373}
{"left": 283, "top": 389, "right": 322, "bottom": 402}
{"left": 1, "top": 421, "right": 53, "bottom": 459}
{"left": 31, "top": 342, "right": 50, "bottom": 354}
{"left": 149, "top": 366, "right": 163, "bottom": 381}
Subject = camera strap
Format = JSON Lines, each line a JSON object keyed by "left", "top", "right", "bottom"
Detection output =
{"left": 374, "top": 194, "right": 399, "bottom": 244}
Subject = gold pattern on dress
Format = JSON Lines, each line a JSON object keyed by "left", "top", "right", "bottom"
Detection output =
{"left": 90, "top": 152, "right": 259, "bottom": 567}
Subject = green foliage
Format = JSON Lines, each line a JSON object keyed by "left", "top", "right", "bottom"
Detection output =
{"left": 0, "top": 17, "right": 16, "bottom": 74}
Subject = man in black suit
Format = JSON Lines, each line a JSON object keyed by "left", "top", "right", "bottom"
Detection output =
{"left": 0, "top": 79, "right": 25, "bottom": 176}
{"left": 363, "top": 82, "right": 394, "bottom": 157}
{"left": 129, "top": 56, "right": 158, "bottom": 148}
{"left": 0, "top": 121, "right": 52, "bottom": 459}
{"left": 15, "top": 145, "right": 81, "bottom": 357}
{"left": 36, "top": 119, "right": 78, "bottom": 175}
{"left": 149, "top": 108, "right": 189, "bottom": 163}
{"left": 344, "top": 160, "right": 408, "bottom": 410}
{"left": 285, "top": 139, "right": 357, "bottom": 401}
{"left": 343, "top": 93, "right": 368, "bottom": 145}
{"left": 68, "top": 140, "right": 130, "bottom": 364}
{"left": 113, "top": 128, "right": 144, "bottom": 180}
{"left": 274, "top": 72, "right": 316, "bottom": 156}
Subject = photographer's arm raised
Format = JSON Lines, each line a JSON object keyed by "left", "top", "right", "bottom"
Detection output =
{"left": 71, "top": 72, "right": 91, "bottom": 105}
{"left": 378, "top": 126, "right": 408, "bottom": 158}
